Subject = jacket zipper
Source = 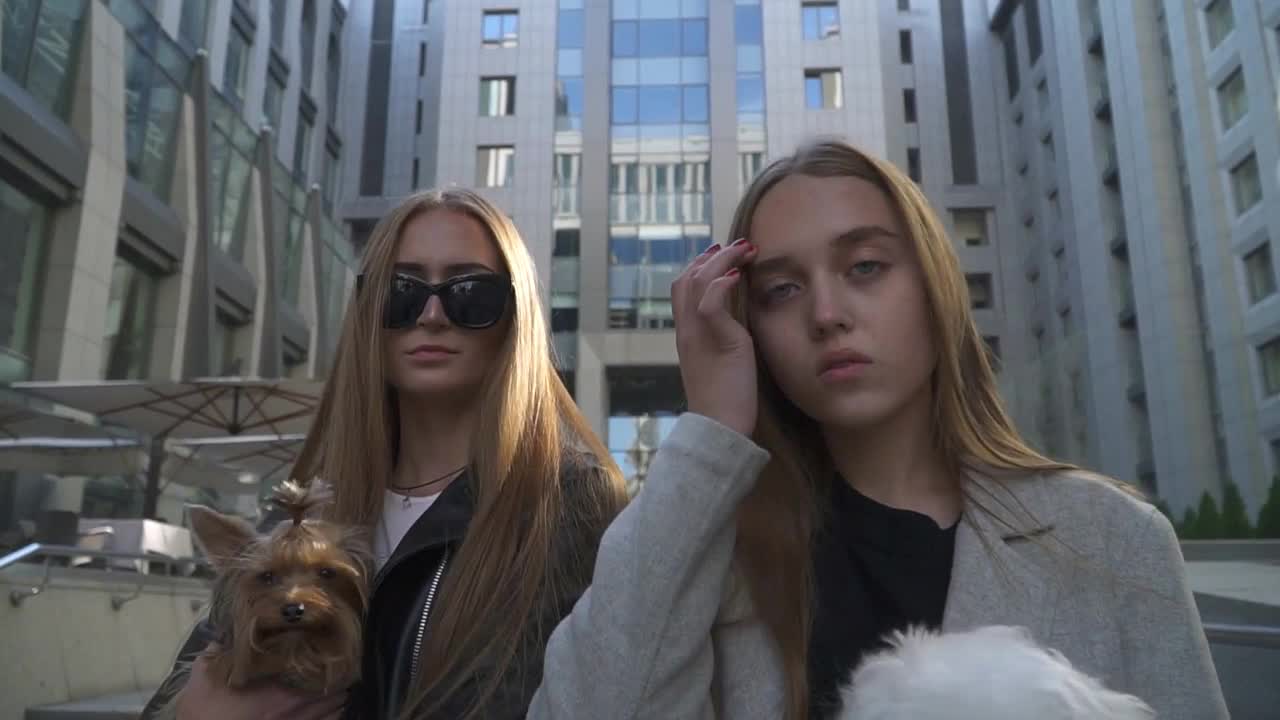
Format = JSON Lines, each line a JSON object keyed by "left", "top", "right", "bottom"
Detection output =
{"left": 409, "top": 549, "right": 450, "bottom": 685}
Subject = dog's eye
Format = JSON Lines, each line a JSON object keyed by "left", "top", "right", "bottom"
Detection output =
{"left": 258, "top": 571, "right": 275, "bottom": 585}
{"left": 318, "top": 567, "right": 336, "bottom": 579}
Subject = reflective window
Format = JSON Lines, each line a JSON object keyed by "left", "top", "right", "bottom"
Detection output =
{"left": 480, "top": 76, "right": 516, "bottom": 116}
{"left": 122, "top": 18, "right": 190, "bottom": 202}
{"left": 1260, "top": 337, "right": 1280, "bottom": 396}
{"left": 102, "top": 254, "right": 159, "bottom": 380}
{"left": 613, "top": 21, "right": 637, "bottom": 57}
{"left": 263, "top": 73, "right": 285, "bottom": 130}
{"left": 300, "top": 0, "right": 316, "bottom": 88}
{"left": 802, "top": 2, "right": 840, "bottom": 40}
{"left": 483, "top": 10, "right": 519, "bottom": 47}
{"left": 270, "top": 0, "right": 286, "bottom": 49}
{"left": 1230, "top": 153, "right": 1262, "bottom": 215}
{"left": 1205, "top": 0, "right": 1234, "bottom": 49}
{"left": 209, "top": 91, "right": 256, "bottom": 260}
{"left": 0, "top": 180, "right": 49, "bottom": 383}
{"left": 637, "top": 86, "right": 682, "bottom": 124}
{"left": 735, "top": 4, "right": 763, "bottom": 44}
{"left": 477, "top": 145, "right": 515, "bottom": 187}
{"left": 558, "top": 9, "right": 583, "bottom": 48}
{"left": 293, "top": 113, "right": 313, "bottom": 183}
{"left": 682, "top": 85, "right": 708, "bottom": 122}
{"left": 556, "top": 77, "right": 583, "bottom": 129}
{"left": 637, "top": 19, "right": 681, "bottom": 56}
{"left": 1216, "top": 68, "right": 1247, "bottom": 131}
{"left": 223, "top": 26, "right": 250, "bottom": 103}
{"left": 967, "top": 273, "right": 993, "bottom": 309}
{"left": 274, "top": 162, "right": 308, "bottom": 308}
{"left": 682, "top": 19, "right": 707, "bottom": 55}
{"left": 737, "top": 75, "right": 763, "bottom": 113}
{"left": 322, "top": 146, "right": 340, "bottom": 213}
{"left": 1245, "top": 243, "right": 1277, "bottom": 305}
{"left": 326, "top": 31, "right": 341, "bottom": 106}
{"left": 0, "top": 0, "right": 89, "bottom": 119}
{"left": 612, "top": 86, "right": 638, "bottom": 123}
{"left": 179, "top": 0, "right": 208, "bottom": 49}
{"left": 804, "top": 68, "right": 842, "bottom": 109}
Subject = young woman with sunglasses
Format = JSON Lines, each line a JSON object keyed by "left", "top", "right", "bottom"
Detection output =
{"left": 143, "top": 189, "right": 628, "bottom": 719}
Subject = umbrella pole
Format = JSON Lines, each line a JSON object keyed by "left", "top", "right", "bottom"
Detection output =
{"left": 143, "top": 436, "right": 166, "bottom": 519}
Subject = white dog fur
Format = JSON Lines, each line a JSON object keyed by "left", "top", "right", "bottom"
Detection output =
{"left": 835, "top": 625, "right": 1156, "bottom": 720}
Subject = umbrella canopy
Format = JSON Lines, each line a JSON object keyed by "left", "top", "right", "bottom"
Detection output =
{"left": 0, "top": 387, "right": 132, "bottom": 441}
{"left": 0, "top": 437, "right": 145, "bottom": 475}
{"left": 11, "top": 378, "right": 323, "bottom": 439}
{"left": 10, "top": 379, "right": 324, "bottom": 516}
{"left": 169, "top": 434, "right": 306, "bottom": 484}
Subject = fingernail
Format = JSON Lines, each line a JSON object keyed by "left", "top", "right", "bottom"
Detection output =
{"left": 726, "top": 268, "right": 741, "bottom": 277}
{"left": 732, "top": 238, "right": 749, "bottom": 247}
{"left": 705, "top": 244, "right": 721, "bottom": 254}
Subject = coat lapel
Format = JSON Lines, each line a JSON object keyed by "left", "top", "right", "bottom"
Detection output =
{"left": 941, "top": 469, "right": 1061, "bottom": 639}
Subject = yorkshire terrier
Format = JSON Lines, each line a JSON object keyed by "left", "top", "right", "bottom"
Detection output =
{"left": 835, "top": 625, "right": 1155, "bottom": 720}
{"left": 164, "top": 479, "right": 372, "bottom": 711}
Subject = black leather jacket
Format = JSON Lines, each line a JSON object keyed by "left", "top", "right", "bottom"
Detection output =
{"left": 141, "top": 455, "right": 619, "bottom": 719}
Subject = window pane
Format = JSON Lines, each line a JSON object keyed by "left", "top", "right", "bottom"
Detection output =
{"left": 613, "top": 0, "right": 639, "bottom": 21}
{"left": 558, "top": 49, "right": 583, "bottom": 75}
{"left": 612, "top": 86, "right": 638, "bottom": 123}
{"left": 737, "top": 74, "right": 763, "bottom": 113}
{"left": 480, "top": 77, "right": 514, "bottom": 116}
{"left": 1262, "top": 338, "right": 1280, "bottom": 396}
{"left": 180, "top": 0, "right": 208, "bottom": 47}
{"left": 680, "top": 56, "right": 708, "bottom": 83}
{"left": 25, "top": 0, "right": 89, "bottom": 116}
{"left": 140, "top": 77, "right": 181, "bottom": 198}
{"left": 681, "top": 19, "right": 707, "bottom": 55}
{"left": 1, "top": 0, "right": 39, "bottom": 85}
{"left": 735, "top": 5, "right": 762, "bottom": 44}
{"left": 1217, "top": 68, "right": 1247, "bottom": 130}
{"left": 102, "top": 255, "right": 157, "bottom": 380}
{"left": 682, "top": 85, "right": 708, "bottom": 122}
{"left": 483, "top": 13, "right": 502, "bottom": 40}
{"left": 0, "top": 180, "right": 48, "bottom": 382}
{"left": 899, "top": 30, "right": 913, "bottom": 63}
{"left": 1206, "top": 0, "right": 1234, "bottom": 49}
{"left": 803, "top": 6, "right": 820, "bottom": 39}
{"left": 820, "top": 7, "right": 839, "bottom": 37}
{"left": 1245, "top": 243, "right": 1276, "bottom": 304}
{"left": 805, "top": 75, "right": 822, "bottom": 109}
{"left": 637, "top": 19, "right": 681, "bottom": 56}
{"left": 557, "top": 77, "right": 583, "bottom": 119}
{"left": 637, "top": 86, "right": 682, "bottom": 123}
{"left": 638, "top": 0, "right": 679, "bottom": 18}
{"left": 558, "top": 9, "right": 583, "bottom": 49}
{"left": 821, "top": 70, "right": 842, "bottom": 108}
{"left": 613, "top": 21, "right": 637, "bottom": 56}
{"left": 477, "top": 146, "right": 515, "bottom": 187}
{"left": 612, "top": 58, "right": 639, "bottom": 85}
{"left": 637, "top": 58, "right": 680, "bottom": 85}
{"left": 1231, "top": 153, "right": 1261, "bottom": 214}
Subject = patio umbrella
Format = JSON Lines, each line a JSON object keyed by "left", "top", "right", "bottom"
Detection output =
{"left": 11, "top": 378, "right": 324, "bottom": 517}
{"left": 0, "top": 437, "right": 145, "bottom": 475}
{"left": 168, "top": 433, "right": 307, "bottom": 485}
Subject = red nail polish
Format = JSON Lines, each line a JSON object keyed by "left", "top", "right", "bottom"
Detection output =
{"left": 726, "top": 268, "right": 741, "bottom": 277}
{"left": 705, "top": 244, "right": 721, "bottom": 254}
{"left": 732, "top": 238, "right": 749, "bottom": 247}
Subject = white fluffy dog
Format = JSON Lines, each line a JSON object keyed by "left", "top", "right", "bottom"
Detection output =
{"left": 835, "top": 625, "right": 1155, "bottom": 720}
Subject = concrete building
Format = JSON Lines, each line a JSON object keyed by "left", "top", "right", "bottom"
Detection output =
{"left": 990, "top": 0, "right": 1280, "bottom": 516}
{"left": 341, "top": 0, "right": 1016, "bottom": 488}
{"left": 0, "top": 0, "right": 354, "bottom": 524}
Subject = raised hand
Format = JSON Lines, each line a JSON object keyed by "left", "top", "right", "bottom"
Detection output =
{"left": 670, "top": 238, "right": 759, "bottom": 437}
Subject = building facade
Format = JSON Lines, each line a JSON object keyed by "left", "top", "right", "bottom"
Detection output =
{"left": 342, "top": 0, "right": 1016, "bottom": 488}
{"left": 0, "top": 0, "right": 354, "bottom": 523}
{"left": 990, "top": 0, "right": 1280, "bottom": 516}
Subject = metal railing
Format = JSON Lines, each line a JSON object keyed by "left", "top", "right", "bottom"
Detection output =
{"left": 1203, "top": 623, "right": 1280, "bottom": 650}
{"left": 0, "top": 542, "right": 210, "bottom": 610}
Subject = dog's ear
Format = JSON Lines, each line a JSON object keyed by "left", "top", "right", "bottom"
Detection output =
{"left": 188, "top": 505, "right": 256, "bottom": 571}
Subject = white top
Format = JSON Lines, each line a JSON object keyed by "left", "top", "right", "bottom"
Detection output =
{"left": 373, "top": 489, "right": 441, "bottom": 569}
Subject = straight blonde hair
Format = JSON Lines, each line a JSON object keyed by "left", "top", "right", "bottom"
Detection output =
{"left": 292, "top": 188, "right": 628, "bottom": 719}
{"left": 728, "top": 140, "right": 1077, "bottom": 720}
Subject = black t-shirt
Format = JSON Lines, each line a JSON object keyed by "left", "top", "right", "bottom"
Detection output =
{"left": 806, "top": 476, "right": 959, "bottom": 719}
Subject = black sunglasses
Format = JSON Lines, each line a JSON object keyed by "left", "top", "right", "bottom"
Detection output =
{"left": 357, "top": 272, "right": 513, "bottom": 330}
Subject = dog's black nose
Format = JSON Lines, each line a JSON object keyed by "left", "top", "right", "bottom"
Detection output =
{"left": 281, "top": 603, "right": 305, "bottom": 622}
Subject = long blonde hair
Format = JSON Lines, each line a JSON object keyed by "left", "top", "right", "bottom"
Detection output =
{"left": 292, "top": 188, "right": 628, "bottom": 719}
{"left": 728, "top": 140, "right": 1076, "bottom": 719}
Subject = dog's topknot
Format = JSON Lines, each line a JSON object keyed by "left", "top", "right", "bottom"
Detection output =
{"left": 270, "top": 478, "right": 333, "bottom": 527}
